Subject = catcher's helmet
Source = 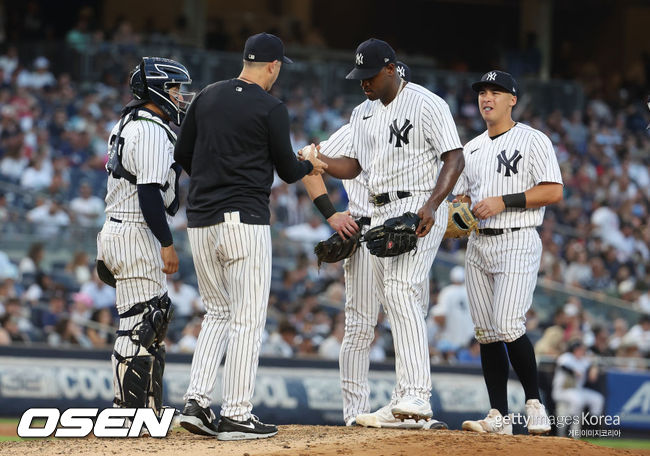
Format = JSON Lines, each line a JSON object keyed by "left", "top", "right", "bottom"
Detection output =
{"left": 129, "top": 57, "right": 194, "bottom": 125}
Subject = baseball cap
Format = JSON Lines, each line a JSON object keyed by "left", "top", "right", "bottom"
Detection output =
{"left": 345, "top": 38, "right": 396, "bottom": 80}
{"left": 243, "top": 33, "right": 293, "bottom": 64}
{"left": 472, "top": 70, "right": 519, "bottom": 96}
{"left": 396, "top": 61, "right": 411, "bottom": 82}
{"left": 450, "top": 266, "right": 465, "bottom": 283}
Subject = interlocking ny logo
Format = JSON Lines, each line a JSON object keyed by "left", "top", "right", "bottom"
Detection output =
{"left": 389, "top": 119, "right": 413, "bottom": 147}
{"left": 397, "top": 66, "right": 405, "bottom": 78}
{"left": 496, "top": 149, "right": 522, "bottom": 176}
{"left": 356, "top": 53, "right": 364, "bottom": 65}
{"left": 486, "top": 71, "right": 497, "bottom": 81}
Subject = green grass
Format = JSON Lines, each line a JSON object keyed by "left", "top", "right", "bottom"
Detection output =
{"left": 585, "top": 438, "right": 650, "bottom": 449}
{"left": 0, "top": 436, "right": 21, "bottom": 441}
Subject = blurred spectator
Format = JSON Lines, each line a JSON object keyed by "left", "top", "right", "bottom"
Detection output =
{"left": 65, "top": 251, "right": 92, "bottom": 285}
{"left": 457, "top": 338, "right": 481, "bottom": 365}
{"left": 69, "top": 181, "right": 104, "bottom": 227}
{"left": 176, "top": 317, "right": 202, "bottom": 353}
{"left": 86, "top": 308, "right": 115, "bottom": 347}
{"left": 318, "top": 321, "right": 344, "bottom": 360}
{"left": 0, "top": 46, "right": 19, "bottom": 82}
{"left": 427, "top": 266, "right": 474, "bottom": 354}
{"left": 589, "top": 325, "right": 614, "bottom": 357}
{"left": 48, "top": 318, "right": 92, "bottom": 348}
{"left": 40, "top": 292, "right": 66, "bottom": 335}
{"left": 26, "top": 198, "right": 70, "bottom": 237}
{"left": 261, "top": 320, "right": 297, "bottom": 358}
{"left": 622, "top": 314, "right": 650, "bottom": 356}
{"left": 283, "top": 212, "right": 332, "bottom": 253}
{"left": 79, "top": 270, "right": 116, "bottom": 310}
{"left": 69, "top": 291, "right": 93, "bottom": 326}
{"left": 16, "top": 56, "right": 56, "bottom": 90}
{"left": 18, "top": 242, "right": 44, "bottom": 278}
{"left": 535, "top": 307, "right": 567, "bottom": 357}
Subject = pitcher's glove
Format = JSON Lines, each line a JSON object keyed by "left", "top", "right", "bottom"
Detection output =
{"left": 443, "top": 201, "right": 478, "bottom": 239}
{"left": 363, "top": 212, "right": 420, "bottom": 257}
{"left": 314, "top": 231, "right": 362, "bottom": 267}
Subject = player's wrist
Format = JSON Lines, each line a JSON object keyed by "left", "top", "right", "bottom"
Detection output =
{"left": 314, "top": 194, "right": 336, "bottom": 219}
{"left": 502, "top": 192, "right": 526, "bottom": 208}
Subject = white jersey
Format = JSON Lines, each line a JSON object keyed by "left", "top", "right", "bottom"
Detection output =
{"left": 343, "top": 82, "right": 462, "bottom": 195}
{"left": 104, "top": 109, "right": 176, "bottom": 222}
{"left": 454, "top": 123, "right": 563, "bottom": 229}
{"left": 319, "top": 123, "right": 372, "bottom": 218}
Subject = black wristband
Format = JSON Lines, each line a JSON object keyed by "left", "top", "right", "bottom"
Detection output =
{"left": 313, "top": 194, "right": 336, "bottom": 219}
{"left": 502, "top": 192, "right": 526, "bottom": 208}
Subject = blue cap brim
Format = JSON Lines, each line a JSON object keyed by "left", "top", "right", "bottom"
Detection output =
{"left": 345, "top": 67, "right": 383, "bottom": 80}
{"left": 282, "top": 56, "right": 293, "bottom": 64}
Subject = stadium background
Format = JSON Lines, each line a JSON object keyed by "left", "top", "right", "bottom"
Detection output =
{"left": 0, "top": 0, "right": 649, "bottom": 447}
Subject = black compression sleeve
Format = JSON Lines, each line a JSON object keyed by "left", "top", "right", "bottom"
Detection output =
{"left": 268, "top": 103, "right": 313, "bottom": 183}
{"left": 137, "top": 184, "right": 173, "bottom": 247}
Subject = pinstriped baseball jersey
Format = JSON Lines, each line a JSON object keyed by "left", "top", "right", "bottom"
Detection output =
{"left": 453, "top": 123, "right": 563, "bottom": 228}
{"left": 343, "top": 82, "right": 462, "bottom": 195}
{"left": 318, "top": 123, "right": 372, "bottom": 218}
{"left": 105, "top": 109, "right": 176, "bottom": 223}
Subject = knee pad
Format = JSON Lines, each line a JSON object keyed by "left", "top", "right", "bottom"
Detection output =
{"left": 156, "top": 294, "right": 174, "bottom": 344}
{"left": 112, "top": 352, "right": 153, "bottom": 408}
{"left": 118, "top": 295, "right": 172, "bottom": 350}
{"left": 148, "top": 343, "right": 166, "bottom": 414}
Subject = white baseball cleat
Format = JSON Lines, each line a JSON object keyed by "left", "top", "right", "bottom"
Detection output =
{"left": 525, "top": 399, "right": 551, "bottom": 435}
{"left": 390, "top": 396, "right": 433, "bottom": 422}
{"left": 357, "top": 404, "right": 426, "bottom": 429}
{"left": 462, "top": 409, "right": 513, "bottom": 435}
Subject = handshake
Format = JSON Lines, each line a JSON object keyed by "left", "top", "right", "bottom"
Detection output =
{"left": 298, "top": 144, "right": 328, "bottom": 176}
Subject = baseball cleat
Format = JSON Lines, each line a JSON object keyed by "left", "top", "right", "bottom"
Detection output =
{"left": 356, "top": 404, "right": 427, "bottom": 429}
{"left": 179, "top": 399, "right": 219, "bottom": 436}
{"left": 390, "top": 396, "right": 433, "bottom": 422}
{"left": 525, "top": 399, "right": 551, "bottom": 435}
{"left": 462, "top": 409, "right": 513, "bottom": 435}
{"left": 217, "top": 415, "right": 278, "bottom": 441}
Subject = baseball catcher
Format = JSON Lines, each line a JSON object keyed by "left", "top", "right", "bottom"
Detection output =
{"left": 443, "top": 201, "right": 478, "bottom": 239}
{"left": 363, "top": 212, "right": 421, "bottom": 257}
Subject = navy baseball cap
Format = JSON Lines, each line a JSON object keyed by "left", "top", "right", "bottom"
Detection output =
{"left": 345, "top": 38, "right": 396, "bottom": 80}
{"left": 243, "top": 33, "right": 293, "bottom": 64}
{"left": 472, "top": 70, "right": 518, "bottom": 96}
{"left": 396, "top": 61, "right": 411, "bottom": 82}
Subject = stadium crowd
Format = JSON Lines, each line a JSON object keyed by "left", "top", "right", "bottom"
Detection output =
{"left": 0, "top": 41, "right": 648, "bottom": 372}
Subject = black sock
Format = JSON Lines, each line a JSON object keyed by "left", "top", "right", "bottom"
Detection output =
{"left": 505, "top": 334, "right": 541, "bottom": 401}
{"left": 480, "top": 341, "right": 509, "bottom": 416}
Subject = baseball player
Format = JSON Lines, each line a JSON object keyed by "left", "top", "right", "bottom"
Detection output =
{"left": 173, "top": 33, "right": 334, "bottom": 441}
{"left": 313, "top": 39, "right": 464, "bottom": 423}
{"left": 456, "top": 70, "right": 563, "bottom": 435}
{"left": 96, "top": 57, "right": 193, "bottom": 419}
{"left": 303, "top": 62, "right": 444, "bottom": 429}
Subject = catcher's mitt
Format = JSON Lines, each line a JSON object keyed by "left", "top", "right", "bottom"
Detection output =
{"left": 314, "top": 231, "right": 362, "bottom": 267}
{"left": 443, "top": 201, "right": 478, "bottom": 239}
{"left": 363, "top": 212, "right": 420, "bottom": 257}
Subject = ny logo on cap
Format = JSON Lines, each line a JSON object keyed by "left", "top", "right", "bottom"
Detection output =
{"left": 397, "top": 66, "right": 405, "bottom": 78}
{"left": 356, "top": 53, "right": 364, "bottom": 65}
{"left": 486, "top": 72, "right": 497, "bottom": 81}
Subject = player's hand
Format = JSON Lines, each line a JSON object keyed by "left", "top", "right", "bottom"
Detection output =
{"left": 308, "top": 154, "right": 328, "bottom": 176}
{"left": 452, "top": 194, "right": 471, "bottom": 205}
{"left": 472, "top": 196, "right": 505, "bottom": 220}
{"left": 161, "top": 245, "right": 179, "bottom": 274}
{"left": 416, "top": 201, "right": 437, "bottom": 237}
{"left": 327, "top": 210, "right": 359, "bottom": 239}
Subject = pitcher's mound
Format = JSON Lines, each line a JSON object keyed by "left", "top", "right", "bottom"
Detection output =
{"left": 1, "top": 425, "right": 648, "bottom": 456}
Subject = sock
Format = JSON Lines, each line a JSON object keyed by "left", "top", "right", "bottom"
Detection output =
{"left": 505, "top": 334, "right": 541, "bottom": 401}
{"left": 480, "top": 341, "right": 509, "bottom": 416}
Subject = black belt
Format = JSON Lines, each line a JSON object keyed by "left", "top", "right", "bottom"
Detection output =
{"left": 369, "top": 191, "right": 412, "bottom": 207}
{"left": 478, "top": 227, "right": 521, "bottom": 236}
{"left": 357, "top": 217, "right": 371, "bottom": 226}
{"left": 109, "top": 217, "right": 122, "bottom": 223}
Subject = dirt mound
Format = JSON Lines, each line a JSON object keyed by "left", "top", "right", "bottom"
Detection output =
{"left": 1, "top": 425, "right": 648, "bottom": 456}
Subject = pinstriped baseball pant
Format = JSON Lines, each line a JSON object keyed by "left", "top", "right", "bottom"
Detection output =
{"left": 184, "top": 218, "right": 271, "bottom": 421}
{"left": 465, "top": 227, "right": 541, "bottom": 344}
{"left": 366, "top": 197, "right": 447, "bottom": 402}
{"left": 339, "top": 224, "right": 429, "bottom": 423}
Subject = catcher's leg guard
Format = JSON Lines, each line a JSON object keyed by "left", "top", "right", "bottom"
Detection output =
{"left": 148, "top": 343, "right": 166, "bottom": 414}
{"left": 112, "top": 351, "right": 154, "bottom": 408}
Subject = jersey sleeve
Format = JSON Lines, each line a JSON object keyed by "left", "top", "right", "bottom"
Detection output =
{"left": 133, "top": 122, "right": 174, "bottom": 185}
{"left": 529, "top": 132, "right": 563, "bottom": 185}
{"left": 422, "top": 96, "right": 463, "bottom": 157}
{"left": 319, "top": 123, "right": 351, "bottom": 159}
{"left": 341, "top": 108, "right": 361, "bottom": 159}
